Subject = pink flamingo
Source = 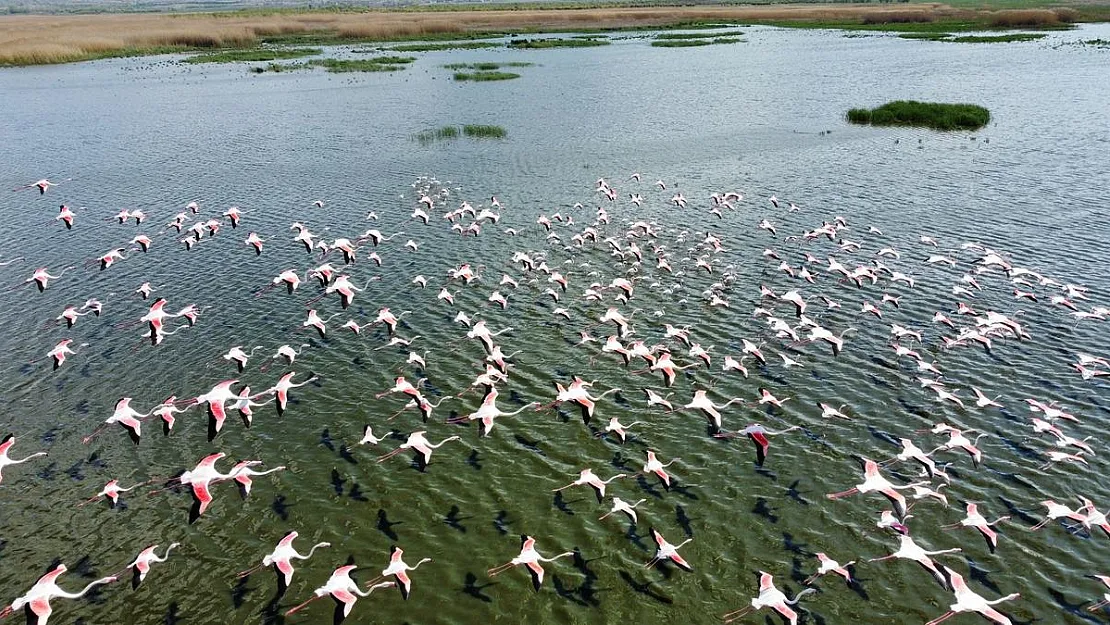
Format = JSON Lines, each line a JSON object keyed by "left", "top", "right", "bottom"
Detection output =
{"left": 0, "top": 564, "right": 116, "bottom": 625}
{"left": 0, "top": 434, "right": 46, "bottom": 484}
{"left": 236, "top": 531, "right": 330, "bottom": 587}
{"left": 367, "top": 546, "right": 432, "bottom": 600}
{"left": 925, "top": 566, "right": 1020, "bottom": 625}
{"left": 722, "top": 571, "right": 815, "bottom": 624}
{"left": 826, "top": 458, "right": 914, "bottom": 517}
{"left": 487, "top": 535, "right": 574, "bottom": 588}
{"left": 285, "top": 565, "right": 393, "bottom": 618}
{"left": 646, "top": 528, "right": 692, "bottom": 571}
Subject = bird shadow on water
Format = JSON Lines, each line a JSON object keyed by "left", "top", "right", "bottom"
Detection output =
{"left": 752, "top": 498, "right": 778, "bottom": 523}
{"left": 444, "top": 504, "right": 470, "bottom": 532}
{"left": 319, "top": 428, "right": 335, "bottom": 452}
{"left": 462, "top": 572, "right": 495, "bottom": 602}
{"left": 675, "top": 505, "right": 694, "bottom": 538}
{"left": 271, "top": 494, "right": 290, "bottom": 521}
{"left": 337, "top": 445, "right": 357, "bottom": 465}
{"left": 1048, "top": 587, "right": 1102, "bottom": 623}
{"left": 553, "top": 491, "right": 578, "bottom": 516}
{"left": 163, "top": 602, "right": 180, "bottom": 625}
{"left": 493, "top": 510, "right": 510, "bottom": 535}
{"left": 231, "top": 576, "right": 254, "bottom": 609}
{"left": 617, "top": 570, "right": 672, "bottom": 605}
{"left": 377, "top": 509, "right": 401, "bottom": 540}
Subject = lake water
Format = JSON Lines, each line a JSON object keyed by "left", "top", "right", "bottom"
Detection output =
{"left": 1, "top": 23, "right": 1109, "bottom": 625}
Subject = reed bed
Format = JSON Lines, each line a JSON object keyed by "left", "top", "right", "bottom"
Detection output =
{"left": 0, "top": 5, "right": 1008, "bottom": 67}
{"left": 847, "top": 100, "right": 990, "bottom": 131}
{"left": 508, "top": 37, "right": 611, "bottom": 48}
{"left": 388, "top": 41, "right": 499, "bottom": 52}
{"left": 311, "top": 56, "right": 415, "bottom": 72}
{"left": 453, "top": 71, "right": 520, "bottom": 81}
{"left": 184, "top": 47, "right": 321, "bottom": 63}
{"left": 651, "top": 37, "right": 741, "bottom": 47}
{"left": 412, "top": 124, "right": 506, "bottom": 145}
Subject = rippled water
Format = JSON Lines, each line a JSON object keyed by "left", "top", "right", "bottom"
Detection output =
{"left": 1, "top": 23, "right": 1109, "bottom": 625}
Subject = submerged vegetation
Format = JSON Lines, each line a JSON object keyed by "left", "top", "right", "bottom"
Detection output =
{"left": 311, "top": 56, "right": 415, "bottom": 72}
{"left": 184, "top": 47, "right": 320, "bottom": 64}
{"left": 900, "top": 32, "right": 1047, "bottom": 42}
{"left": 651, "top": 37, "right": 741, "bottom": 47}
{"left": 453, "top": 71, "right": 520, "bottom": 81}
{"left": 413, "top": 124, "right": 507, "bottom": 144}
{"left": 654, "top": 30, "right": 745, "bottom": 39}
{"left": 847, "top": 100, "right": 990, "bottom": 131}
{"left": 442, "top": 62, "right": 533, "bottom": 70}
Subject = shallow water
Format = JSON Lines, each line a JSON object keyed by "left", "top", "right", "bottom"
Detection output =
{"left": 0, "top": 23, "right": 1109, "bottom": 625}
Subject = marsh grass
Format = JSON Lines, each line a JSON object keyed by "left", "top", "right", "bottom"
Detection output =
{"left": 899, "top": 32, "right": 954, "bottom": 40}
{"left": 508, "top": 37, "right": 611, "bottom": 48}
{"left": 0, "top": 5, "right": 1097, "bottom": 66}
{"left": 651, "top": 37, "right": 741, "bottom": 47}
{"left": 311, "top": 56, "right": 415, "bottom": 72}
{"left": 654, "top": 29, "right": 744, "bottom": 39}
{"left": 847, "top": 101, "right": 990, "bottom": 131}
{"left": 1082, "top": 38, "right": 1110, "bottom": 46}
{"left": 442, "top": 61, "right": 533, "bottom": 69}
{"left": 453, "top": 71, "right": 520, "bottom": 81}
{"left": 950, "top": 33, "right": 1046, "bottom": 41}
{"left": 184, "top": 47, "right": 321, "bottom": 63}
{"left": 413, "top": 124, "right": 506, "bottom": 144}
{"left": 250, "top": 61, "right": 311, "bottom": 73}
{"left": 388, "top": 41, "right": 500, "bottom": 51}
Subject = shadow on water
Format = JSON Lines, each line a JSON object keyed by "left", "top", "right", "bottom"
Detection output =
{"left": 377, "top": 509, "right": 401, "bottom": 541}
{"left": 462, "top": 572, "right": 494, "bottom": 603}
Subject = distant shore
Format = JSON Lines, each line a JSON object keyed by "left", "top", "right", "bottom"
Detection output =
{"left": 1, "top": 3, "right": 1104, "bottom": 66}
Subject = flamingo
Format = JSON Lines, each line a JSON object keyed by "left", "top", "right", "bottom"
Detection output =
{"left": 191, "top": 380, "right": 240, "bottom": 432}
{"left": 646, "top": 528, "right": 692, "bottom": 571}
{"left": 78, "top": 479, "right": 139, "bottom": 507}
{"left": 376, "top": 431, "right": 461, "bottom": 466}
{"left": 682, "top": 389, "right": 744, "bottom": 430}
{"left": 259, "top": 371, "right": 318, "bottom": 414}
{"left": 642, "top": 450, "right": 678, "bottom": 487}
{"left": 722, "top": 571, "right": 816, "bottom": 625}
{"left": 223, "top": 346, "right": 263, "bottom": 373}
{"left": 714, "top": 423, "right": 801, "bottom": 466}
{"left": 925, "top": 566, "right": 1020, "bottom": 625}
{"left": 175, "top": 452, "right": 232, "bottom": 517}
{"left": 552, "top": 468, "right": 627, "bottom": 502}
{"left": 124, "top": 544, "right": 179, "bottom": 585}
{"left": 487, "top": 535, "right": 574, "bottom": 589}
{"left": 826, "top": 458, "right": 913, "bottom": 517}
{"left": 46, "top": 339, "right": 85, "bottom": 370}
{"left": 0, "top": 434, "right": 46, "bottom": 484}
{"left": 1031, "top": 500, "right": 1087, "bottom": 530}
{"left": 599, "top": 497, "right": 646, "bottom": 523}
{"left": 804, "top": 552, "right": 854, "bottom": 585}
{"left": 237, "top": 531, "right": 329, "bottom": 587}
{"left": 25, "top": 266, "right": 73, "bottom": 292}
{"left": 285, "top": 565, "right": 393, "bottom": 618}
{"left": 0, "top": 564, "right": 116, "bottom": 625}
{"left": 943, "top": 503, "right": 1008, "bottom": 552}
{"left": 868, "top": 534, "right": 961, "bottom": 588}
{"left": 228, "top": 460, "right": 285, "bottom": 495}
{"left": 368, "top": 546, "right": 432, "bottom": 600}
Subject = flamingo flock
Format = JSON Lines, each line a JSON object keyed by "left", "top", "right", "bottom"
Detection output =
{"left": 1, "top": 169, "right": 1108, "bottom": 625}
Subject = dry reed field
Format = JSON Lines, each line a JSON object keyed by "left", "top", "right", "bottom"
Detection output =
{"left": 0, "top": 4, "right": 1081, "bottom": 66}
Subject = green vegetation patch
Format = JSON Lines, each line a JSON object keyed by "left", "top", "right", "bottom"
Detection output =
{"left": 651, "top": 37, "right": 741, "bottom": 47}
{"left": 311, "top": 56, "right": 415, "bottom": 72}
{"left": 250, "top": 61, "right": 312, "bottom": 73}
{"left": 388, "top": 41, "right": 501, "bottom": 52}
{"left": 847, "top": 100, "right": 990, "bottom": 131}
{"left": 413, "top": 124, "right": 507, "bottom": 144}
{"left": 508, "top": 37, "right": 611, "bottom": 48}
{"left": 453, "top": 71, "right": 520, "bottom": 81}
{"left": 949, "top": 33, "right": 1046, "bottom": 42}
{"left": 654, "top": 30, "right": 744, "bottom": 39}
{"left": 184, "top": 47, "right": 322, "bottom": 64}
{"left": 899, "top": 32, "right": 954, "bottom": 40}
{"left": 442, "top": 62, "right": 534, "bottom": 70}
{"left": 1082, "top": 38, "right": 1110, "bottom": 46}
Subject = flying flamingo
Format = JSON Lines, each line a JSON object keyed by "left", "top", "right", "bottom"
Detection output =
{"left": 223, "top": 346, "right": 263, "bottom": 373}
{"left": 642, "top": 450, "right": 678, "bottom": 487}
{"left": 285, "top": 565, "right": 393, "bottom": 618}
{"left": 0, "top": 564, "right": 116, "bottom": 625}
{"left": 1087, "top": 575, "right": 1110, "bottom": 612}
{"left": 0, "top": 434, "right": 46, "bottom": 484}
{"left": 552, "top": 468, "right": 627, "bottom": 502}
{"left": 925, "top": 566, "right": 1020, "bottom": 625}
{"left": 942, "top": 503, "right": 1008, "bottom": 552}
{"left": 715, "top": 423, "right": 801, "bottom": 466}
{"left": 826, "top": 457, "right": 914, "bottom": 517}
{"left": 259, "top": 371, "right": 318, "bottom": 414}
{"left": 376, "top": 431, "right": 461, "bottom": 466}
{"left": 56, "top": 205, "right": 75, "bottom": 229}
{"left": 367, "top": 546, "right": 432, "bottom": 600}
{"left": 172, "top": 452, "right": 232, "bottom": 517}
{"left": 190, "top": 380, "right": 240, "bottom": 433}
{"left": 599, "top": 497, "right": 646, "bottom": 523}
{"left": 24, "top": 266, "right": 73, "bottom": 292}
{"left": 598, "top": 416, "right": 644, "bottom": 442}
{"left": 1030, "top": 500, "right": 1087, "bottom": 530}
{"left": 228, "top": 460, "right": 285, "bottom": 495}
{"left": 682, "top": 389, "right": 745, "bottom": 430}
{"left": 487, "top": 535, "right": 575, "bottom": 589}
{"left": 804, "top": 553, "right": 854, "bottom": 585}
{"left": 646, "top": 528, "right": 692, "bottom": 571}
{"left": 245, "top": 232, "right": 264, "bottom": 255}
{"left": 236, "top": 531, "right": 330, "bottom": 588}
{"left": 722, "top": 571, "right": 816, "bottom": 625}
{"left": 868, "top": 534, "right": 961, "bottom": 588}
{"left": 77, "top": 479, "right": 142, "bottom": 508}
{"left": 45, "top": 339, "right": 85, "bottom": 370}
{"left": 122, "top": 544, "right": 179, "bottom": 586}
{"left": 303, "top": 309, "right": 341, "bottom": 337}
{"left": 447, "top": 389, "right": 537, "bottom": 436}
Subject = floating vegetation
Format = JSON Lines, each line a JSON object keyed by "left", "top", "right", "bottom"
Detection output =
{"left": 949, "top": 33, "right": 1046, "bottom": 43}
{"left": 453, "top": 71, "right": 520, "bottom": 81}
{"left": 847, "top": 100, "right": 990, "bottom": 131}
{"left": 899, "top": 32, "right": 1046, "bottom": 43}
{"left": 183, "top": 47, "right": 322, "bottom": 64}
{"left": 654, "top": 30, "right": 744, "bottom": 39}
{"left": 508, "top": 38, "right": 611, "bottom": 49}
{"left": 1082, "top": 38, "right": 1110, "bottom": 46}
{"left": 463, "top": 124, "right": 507, "bottom": 138}
{"left": 311, "top": 56, "right": 415, "bottom": 72}
{"left": 413, "top": 124, "right": 506, "bottom": 144}
{"left": 442, "top": 62, "right": 534, "bottom": 70}
{"left": 651, "top": 37, "right": 741, "bottom": 47}
{"left": 388, "top": 41, "right": 501, "bottom": 52}
{"left": 250, "top": 62, "right": 311, "bottom": 73}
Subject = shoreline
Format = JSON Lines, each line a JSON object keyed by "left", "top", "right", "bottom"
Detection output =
{"left": 1, "top": 3, "right": 1104, "bottom": 66}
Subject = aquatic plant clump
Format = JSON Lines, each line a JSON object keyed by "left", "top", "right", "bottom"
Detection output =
{"left": 847, "top": 101, "right": 990, "bottom": 131}
{"left": 442, "top": 62, "right": 533, "bottom": 70}
{"left": 654, "top": 30, "right": 745, "bottom": 39}
{"left": 310, "top": 56, "right": 415, "bottom": 73}
{"left": 508, "top": 38, "right": 611, "bottom": 49}
{"left": 183, "top": 47, "right": 322, "bottom": 64}
{"left": 388, "top": 41, "right": 500, "bottom": 52}
{"left": 453, "top": 71, "right": 520, "bottom": 81}
{"left": 413, "top": 124, "right": 506, "bottom": 144}
{"left": 651, "top": 37, "right": 741, "bottom": 47}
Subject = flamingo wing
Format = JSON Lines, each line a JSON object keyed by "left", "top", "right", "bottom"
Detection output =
{"left": 525, "top": 561, "right": 545, "bottom": 586}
